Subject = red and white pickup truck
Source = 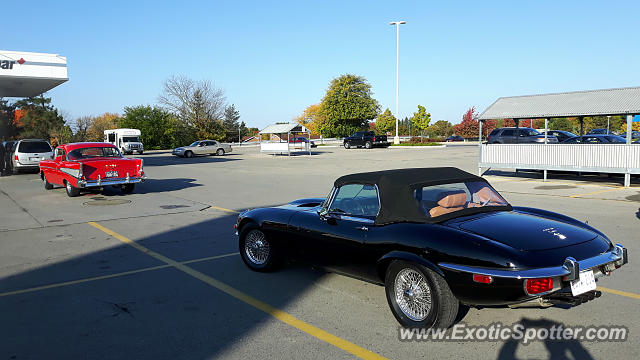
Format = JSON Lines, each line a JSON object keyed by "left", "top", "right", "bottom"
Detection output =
{"left": 39, "top": 142, "right": 146, "bottom": 197}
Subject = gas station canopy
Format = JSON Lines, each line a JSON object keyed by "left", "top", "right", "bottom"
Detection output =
{"left": 0, "top": 50, "right": 68, "bottom": 97}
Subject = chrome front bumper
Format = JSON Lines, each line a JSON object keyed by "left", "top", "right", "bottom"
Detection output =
{"left": 439, "top": 244, "right": 628, "bottom": 280}
{"left": 78, "top": 175, "right": 147, "bottom": 188}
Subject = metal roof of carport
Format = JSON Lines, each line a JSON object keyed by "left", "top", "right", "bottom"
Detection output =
{"left": 478, "top": 86, "right": 640, "bottom": 120}
{"left": 259, "top": 123, "right": 308, "bottom": 134}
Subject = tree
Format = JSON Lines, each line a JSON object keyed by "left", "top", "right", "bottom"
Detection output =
{"left": 119, "top": 106, "right": 177, "bottom": 149}
{"left": 86, "top": 113, "right": 119, "bottom": 142}
{"left": 318, "top": 74, "right": 380, "bottom": 137}
{"left": 294, "top": 104, "right": 325, "bottom": 136}
{"left": 548, "top": 118, "right": 574, "bottom": 132}
{"left": 375, "top": 108, "right": 396, "bottom": 134}
{"left": 222, "top": 104, "right": 241, "bottom": 142}
{"left": 409, "top": 105, "right": 431, "bottom": 138}
{"left": 454, "top": 107, "right": 479, "bottom": 138}
{"left": 13, "top": 96, "right": 66, "bottom": 141}
{"left": 158, "top": 75, "right": 227, "bottom": 140}
{"left": 427, "top": 120, "right": 454, "bottom": 138}
{"left": 73, "top": 116, "right": 94, "bottom": 142}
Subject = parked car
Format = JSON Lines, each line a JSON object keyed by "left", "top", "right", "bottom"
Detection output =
{"left": 235, "top": 167, "right": 628, "bottom": 329}
{"left": 487, "top": 127, "right": 558, "bottom": 144}
{"left": 562, "top": 135, "right": 626, "bottom": 144}
{"left": 620, "top": 131, "right": 640, "bottom": 140}
{"left": 172, "top": 140, "right": 232, "bottom": 158}
{"left": 541, "top": 130, "right": 577, "bottom": 142}
{"left": 39, "top": 142, "right": 146, "bottom": 197}
{"left": 343, "top": 131, "right": 389, "bottom": 149}
{"left": 289, "top": 137, "right": 317, "bottom": 148}
{"left": 587, "top": 128, "right": 615, "bottom": 135}
{"left": 445, "top": 135, "right": 465, "bottom": 142}
{"left": 11, "top": 139, "right": 53, "bottom": 174}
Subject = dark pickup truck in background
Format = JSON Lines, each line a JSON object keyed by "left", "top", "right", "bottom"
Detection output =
{"left": 343, "top": 131, "right": 390, "bottom": 149}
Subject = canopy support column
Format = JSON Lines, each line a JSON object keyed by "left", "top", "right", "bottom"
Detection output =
{"left": 625, "top": 114, "right": 633, "bottom": 187}
{"left": 579, "top": 117, "right": 584, "bottom": 136}
{"left": 478, "top": 120, "right": 483, "bottom": 176}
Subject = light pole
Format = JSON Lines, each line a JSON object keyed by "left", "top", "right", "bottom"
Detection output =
{"left": 390, "top": 20, "right": 406, "bottom": 145}
{"left": 607, "top": 116, "right": 610, "bottom": 134}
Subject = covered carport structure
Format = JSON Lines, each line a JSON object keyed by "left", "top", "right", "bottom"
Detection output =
{"left": 259, "top": 123, "right": 311, "bottom": 155}
{"left": 478, "top": 87, "right": 640, "bottom": 186}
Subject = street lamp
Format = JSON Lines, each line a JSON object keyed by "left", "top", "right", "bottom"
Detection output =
{"left": 390, "top": 20, "right": 406, "bottom": 145}
{"left": 607, "top": 116, "right": 611, "bottom": 134}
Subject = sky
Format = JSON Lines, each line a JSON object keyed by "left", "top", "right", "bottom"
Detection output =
{"left": 2, "top": 0, "right": 640, "bottom": 129}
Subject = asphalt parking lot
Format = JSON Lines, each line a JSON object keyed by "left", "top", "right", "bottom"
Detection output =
{"left": 1, "top": 145, "right": 639, "bottom": 359}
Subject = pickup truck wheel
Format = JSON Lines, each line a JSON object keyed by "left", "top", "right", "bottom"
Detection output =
{"left": 216, "top": 148, "right": 225, "bottom": 156}
{"left": 364, "top": 141, "right": 372, "bottom": 149}
{"left": 385, "top": 260, "right": 458, "bottom": 329}
{"left": 344, "top": 142, "right": 351, "bottom": 149}
{"left": 185, "top": 151, "right": 193, "bottom": 158}
{"left": 239, "top": 225, "right": 281, "bottom": 272}
{"left": 65, "top": 181, "right": 80, "bottom": 197}
{"left": 43, "top": 174, "right": 53, "bottom": 190}
{"left": 138, "top": 151, "right": 144, "bottom": 155}
{"left": 121, "top": 184, "right": 135, "bottom": 194}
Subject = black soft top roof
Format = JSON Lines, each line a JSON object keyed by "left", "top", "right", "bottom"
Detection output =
{"left": 334, "top": 167, "right": 500, "bottom": 225}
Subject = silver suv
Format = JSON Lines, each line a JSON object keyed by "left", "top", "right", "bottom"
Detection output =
{"left": 11, "top": 139, "right": 53, "bottom": 173}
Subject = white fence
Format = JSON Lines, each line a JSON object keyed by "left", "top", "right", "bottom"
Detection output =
{"left": 479, "top": 144, "right": 640, "bottom": 186}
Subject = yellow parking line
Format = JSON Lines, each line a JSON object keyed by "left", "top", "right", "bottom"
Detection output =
{"left": 208, "top": 205, "right": 239, "bottom": 213}
{"left": 598, "top": 286, "right": 640, "bottom": 300}
{"left": 569, "top": 187, "right": 625, "bottom": 198}
{"left": 0, "top": 252, "right": 239, "bottom": 298}
{"left": 87, "top": 221, "right": 387, "bottom": 360}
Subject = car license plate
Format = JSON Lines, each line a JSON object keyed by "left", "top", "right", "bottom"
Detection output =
{"left": 105, "top": 171, "right": 118, "bottom": 178}
{"left": 570, "top": 270, "right": 596, "bottom": 296}
{"left": 30, "top": 157, "right": 41, "bottom": 161}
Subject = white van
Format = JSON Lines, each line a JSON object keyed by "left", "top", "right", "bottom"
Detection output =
{"left": 104, "top": 129, "right": 144, "bottom": 155}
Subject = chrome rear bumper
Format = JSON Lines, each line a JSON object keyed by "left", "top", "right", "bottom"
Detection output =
{"left": 439, "top": 244, "right": 628, "bottom": 280}
{"left": 78, "top": 175, "right": 147, "bottom": 188}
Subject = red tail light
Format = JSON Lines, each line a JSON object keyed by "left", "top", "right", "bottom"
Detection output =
{"left": 473, "top": 274, "right": 493, "bottom": 284}
{"left": 14, "top": 155, "right": 18, "bottom": 160}
{"left": 373, "top": 136, "right": 376, "bottom": 141}
{"left": 525, "top": 278, "right": 553, "bottom": 294}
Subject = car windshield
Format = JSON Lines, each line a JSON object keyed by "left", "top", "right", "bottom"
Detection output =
{"left": 67, "top": 147, "right": 122, "bottom": 160}
{"left": 18, "top": 141, "right": 51, "bottom": 153}
{"left": 414, "top": 181, "right": 509, "bottom": 218}
{"left": 122, "top": 136, "right": 139, "bottom": 142}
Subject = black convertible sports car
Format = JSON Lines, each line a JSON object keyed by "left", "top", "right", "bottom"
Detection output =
{"left": 235, "top": 168, "right": 628, "bottom": 329}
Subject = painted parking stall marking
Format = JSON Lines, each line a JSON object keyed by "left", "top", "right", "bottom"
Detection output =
{"left": 87, "top": 221, "right": 388, "bottom": 360}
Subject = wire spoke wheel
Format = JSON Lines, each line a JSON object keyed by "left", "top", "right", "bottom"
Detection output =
{"left": 244, "top": 230, "right": 270, "bottom": 265}
{"left": 394, "top": 268, "right": 432, "bottom": 321}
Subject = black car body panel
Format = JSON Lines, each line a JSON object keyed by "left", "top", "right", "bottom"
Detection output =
{"left": 237, "top": 168, "right": 627, "bottom": 307}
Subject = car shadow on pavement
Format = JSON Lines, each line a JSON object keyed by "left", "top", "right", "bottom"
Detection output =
{"left": 87, "top": 178, "right": 203, "bottom": 196}
{"left": 0, "top": 213, "right": 331, "bottom": 360}
{"left": 496, "top": 318, "right": 593, "bottom": 360}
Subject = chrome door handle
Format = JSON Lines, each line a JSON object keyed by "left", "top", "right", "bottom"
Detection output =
{"left": 357, "top": 226, "right": 368, "bottom": 231}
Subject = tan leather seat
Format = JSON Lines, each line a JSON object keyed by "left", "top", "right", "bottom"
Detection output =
{"left": 429, "top": 191, "right": 467, "bottom": 217}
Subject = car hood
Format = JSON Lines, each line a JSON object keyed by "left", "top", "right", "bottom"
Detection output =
{"left": 456, "top": 211, "right": 598, "bottom": 251}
